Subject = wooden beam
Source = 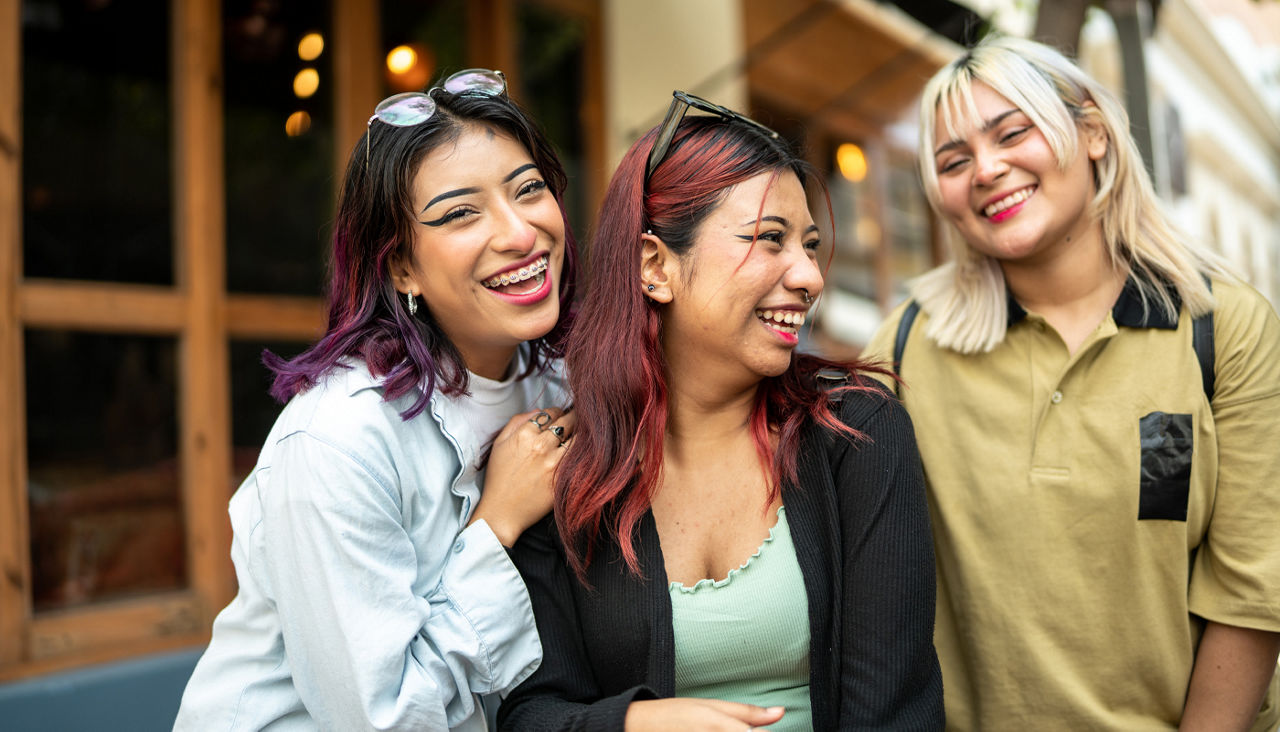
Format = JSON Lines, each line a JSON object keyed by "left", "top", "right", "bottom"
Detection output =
{"left": 0, "top": 0, "right": 30, "bottom": 670}
{"left": 468, "top": 0, "right": 519, "bottom": 95}
{"left": 173, "top": 0, "right": 235, "bottom": 623}
{"left": 20, "top": 280, "right": 185, "bottom": 334}
{"left": 0, "top": 631, "right": 201, "bottom": 683}
{"left": 225, "top": 294, "right": 326, "bottom": 340}
{"left": 333, "top": 0, "right": 381, "bottom": 179}
{"left": 0, "top": 592, "right": 204, "bottom": 681}
{"left": 579, "top": 4, "right": 607, "bottom": 225}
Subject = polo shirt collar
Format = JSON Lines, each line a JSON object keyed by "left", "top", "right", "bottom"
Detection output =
{"left": 1006, "top": 276, "right": 1181, "bottom": 330}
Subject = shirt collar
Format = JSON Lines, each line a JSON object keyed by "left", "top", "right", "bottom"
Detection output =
{"left": 1006, "top": 276, "right": 1180, "bottom": 330}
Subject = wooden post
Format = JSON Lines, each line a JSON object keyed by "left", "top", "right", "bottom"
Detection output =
{"left": 333, "top": 0, "right": 382, "bottom": 178}
{"left": 0, "top": 0, "right": 30, "bottom": 669}
{"left": 173, "top": 0, "right": 235, "bottom": 622}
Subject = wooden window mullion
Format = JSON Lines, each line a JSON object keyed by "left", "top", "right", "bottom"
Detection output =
{"left": 173, "top": 0, "right": 235, "bottom": 622}
{"left": 0, "top": 0, "right": 30, "bottom": 671}
{"left": 333, "top": 0, "right": 381, "bottom": 185}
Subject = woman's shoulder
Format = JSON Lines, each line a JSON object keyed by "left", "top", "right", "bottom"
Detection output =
{"left": 814, "top": 369, "right": 904, "bottom": 434}
{"left": 1210, "top": 276, "right": 1278, "bottom": 324}
{"left": 263, "top": 359, "right": 448, "bottom": 475}
{"left": 245, "top": 360, "right": 455, "bottom": 508}
{"left": 278, "top": 359, "right": 418, "bottom": 431}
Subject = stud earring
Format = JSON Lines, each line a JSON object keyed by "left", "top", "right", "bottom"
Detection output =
{"left": 647, "top": 284, "right": 656, "bottom": 292}
{"left": 407, "top": 291, "right": 418, "bottom": 315}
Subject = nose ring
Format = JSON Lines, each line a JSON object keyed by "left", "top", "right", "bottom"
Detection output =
{"left": 801, "top": 289, "right": 813, "bottom": 305}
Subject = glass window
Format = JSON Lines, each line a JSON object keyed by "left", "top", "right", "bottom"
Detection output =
{"left": 518, "top": 2, "right": 588, "bottom": 238}
{"left": 26, "top": 330, "right": 184, "bottom": 612}
{"left": 224, "top": 0, "right": 333, "bottom": 296}
{"left": 22, "top": 0, "right": 172, "bottom": 285}
{"left": 381, "top": 0, "right": 466, "bottom": 95}
{"left": 884, "top": 149, "right": 933, "bottom": 302}
{"left": 824, "top": 166, "right": 875, "bottom": 300}
{"left": 230, "top": 338, "right": 308, "bottom": 484}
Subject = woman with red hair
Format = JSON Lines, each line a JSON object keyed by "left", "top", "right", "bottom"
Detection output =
{"left": 498, "top": 93, "right": 943, "bottom": 731}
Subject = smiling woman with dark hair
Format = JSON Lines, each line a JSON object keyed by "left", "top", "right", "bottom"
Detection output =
{"left": 175, "top": 70, "right": 579, "bottom": 731}
{"left": 499, "top": 92, "right": 943, "bottom": 732}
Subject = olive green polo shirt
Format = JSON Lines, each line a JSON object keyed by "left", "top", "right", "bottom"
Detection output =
{"left": 862, "top": 276, "right": 1280, "bottom": 731}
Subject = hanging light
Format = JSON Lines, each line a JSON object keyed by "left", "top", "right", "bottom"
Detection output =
{"left": 298, "top": 32, "right": 324, "bottom": 61}
{"left": 293, "top": 68, "right": 320, "bottom": 98}
{"left": 836, "top": 142, "right": 868, "bottom": 183}
{"left": 385, "top": 43, "right": 434, "bottom": 92}
{"left": 285, "top": 111, "right": 312, "bottom": 137}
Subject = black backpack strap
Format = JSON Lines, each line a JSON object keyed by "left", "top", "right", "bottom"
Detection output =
{"left": 892, "top": 300, "right": 921, "bottom": 396}
{"left": 1192, "top": 277, "right": 1214, "bottom": 402}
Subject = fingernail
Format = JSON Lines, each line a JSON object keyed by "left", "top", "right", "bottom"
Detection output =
{"left": 767, "top": 706, "right": 785, "bottom": 714}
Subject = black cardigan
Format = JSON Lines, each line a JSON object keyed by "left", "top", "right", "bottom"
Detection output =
{"left": 499, "top": 383, "right": 943, "bottom": 731}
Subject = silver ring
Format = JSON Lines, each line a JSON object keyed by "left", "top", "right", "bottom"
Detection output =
{"left": 530, "top": 411, "right": 552, "bottom": 429}
{"left": 550, "top": 425, "right": 566, "bottom": 444}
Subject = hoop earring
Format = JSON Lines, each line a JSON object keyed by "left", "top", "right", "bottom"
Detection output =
{"left": 407, "top": 291, "right": 418, "bottom": 316}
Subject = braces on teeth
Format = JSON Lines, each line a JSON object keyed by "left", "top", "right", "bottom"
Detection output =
{"left": 486, "top": 257, "right": 547, "bottom": 288}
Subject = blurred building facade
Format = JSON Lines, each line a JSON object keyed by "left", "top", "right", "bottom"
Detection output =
{"left": 1, "top": 0, "right": 1275, "bottom": 723}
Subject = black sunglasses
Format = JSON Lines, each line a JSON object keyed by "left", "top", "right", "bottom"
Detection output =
{"left": 644, "top": 90, "right": 782, "bottom": 186}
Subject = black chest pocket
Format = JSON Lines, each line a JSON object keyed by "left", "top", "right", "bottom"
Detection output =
{"left": 1138, "top": 411, "right": 1193, "bottom": 521}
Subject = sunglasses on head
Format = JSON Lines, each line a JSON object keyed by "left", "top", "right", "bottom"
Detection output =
{"left": 644, "top": 90, "right": 781, "bottom": 188}
{"left": 365, "top": 68, "right": 507, "bottom": 166}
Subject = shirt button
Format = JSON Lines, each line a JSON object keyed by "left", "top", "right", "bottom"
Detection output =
{"left": 453, "top": 539, "right": 465, "bottom": 554}
{"left": 1051, "top": 390, "right": 1063, "bottom": 404}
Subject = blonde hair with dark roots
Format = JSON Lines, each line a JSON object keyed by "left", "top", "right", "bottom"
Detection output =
{"left": 912, "top": 34, "right": 1230, "bottom": 354}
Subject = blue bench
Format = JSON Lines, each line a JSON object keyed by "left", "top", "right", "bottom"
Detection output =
{"left": 0, "top": 648, "right": 202, "bottom": 732}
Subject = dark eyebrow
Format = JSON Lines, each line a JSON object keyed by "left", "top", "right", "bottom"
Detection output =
{"left": 421, "top": 164, "right": 538, "bottom": 213}
{"left": 735, "top": 218, "right": 820, "bottom": 239}
{"left": 741, "top": 215, "right": 791, "bottom": 227}
{"left": 934, "top": 108, "right": 1021, "bottom": 157}
{"left": 422, "top": 187, "right": 479, "bottom": 213}
{"left": 503, "top": 163, "right": 537, "bottom": 183}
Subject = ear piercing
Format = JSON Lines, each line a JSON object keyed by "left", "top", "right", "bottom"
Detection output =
{"left": 647, "top": 284, "right": 656, "bottom": 292}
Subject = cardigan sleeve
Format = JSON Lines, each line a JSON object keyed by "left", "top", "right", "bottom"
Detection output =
{"left": 498, "top": 515, "right": 658, "bottom": 731}
{"left": 831, "top": 389, "right": 945, "bottom": 729}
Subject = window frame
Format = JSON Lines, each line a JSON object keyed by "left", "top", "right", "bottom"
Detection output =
{"left": 0, "top": 0, "right": 602, "bottom": 682}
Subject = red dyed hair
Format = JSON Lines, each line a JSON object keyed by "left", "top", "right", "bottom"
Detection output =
{"left": 555, "top": 116, "right": 889, "bottom": 580}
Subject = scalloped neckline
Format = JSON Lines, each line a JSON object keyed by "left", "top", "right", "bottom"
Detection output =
{"left": 668, "top": 506, "right": 787, "bottom": 594}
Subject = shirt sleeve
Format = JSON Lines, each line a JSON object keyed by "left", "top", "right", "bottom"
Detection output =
{"left": 255, "top": 429, "right": 541, "bottom": 730}
{"left": 830, "top": 391, "right": 945, "bottom": 729}
{"left": 1188, "top": 282, "right": 1280, "bottom": 632}
{"left": 497, "top": 515, "right": 657, "bottom": 731}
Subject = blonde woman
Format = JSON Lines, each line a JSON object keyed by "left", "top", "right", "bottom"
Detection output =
{"left": 863, "top": 35, "right": 1280, "bottom": 730}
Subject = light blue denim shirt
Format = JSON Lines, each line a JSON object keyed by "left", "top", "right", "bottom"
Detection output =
{"left": 175, "top": 353, "right": 568, "bottom": 731}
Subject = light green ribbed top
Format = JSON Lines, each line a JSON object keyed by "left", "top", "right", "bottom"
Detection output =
{"left": 668, "top": 506, "right": 812, "bottom": 731}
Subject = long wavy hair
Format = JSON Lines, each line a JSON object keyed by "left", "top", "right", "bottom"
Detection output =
{"left": 556, "top": 115, "right": 887, "bottom": 580}
{"left": 913, "top": 34, "right": 1230, "bottom": 354}
{"left": 264, "top": 87, "right": 578, "bottom": 418}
